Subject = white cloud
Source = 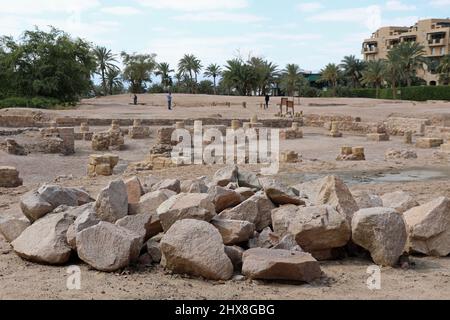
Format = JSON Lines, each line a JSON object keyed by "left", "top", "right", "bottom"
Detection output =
{"left": 431, "top": 0, "right": 450, "bottom": 7}
{"left": 173, "top": 12, "right": 266, "bottom": 23}
{"left": 383, "top": 16, "right": 420, "bottom": 27}
{"left": 101, "top": 6, "right": 141, "bottom": 16}
{"left": 308, "top": 5, "right": 382, "bottom": 30}
{"left": 296, "top": 2, "right": 324, "bottom": 13}
{"left": 0, "top": 0, "right": 100, "bottom": 14}
{"left": 137, "top": 0, "right": 248, "bottom": 12}
{"left": 385, "top": 1, "right": 416, "bottom": 11}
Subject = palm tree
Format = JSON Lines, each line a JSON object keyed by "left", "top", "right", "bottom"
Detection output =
{"left": 361, "top": 60, "right": 386, "bottom": 98}
{"left": 320, "top": 63, "right": 341, "bottom": 96}
{"left": 222, "top": 58, "right": 256, "bottom": 96}
{"left": 204, "top": 64, "right": 222, "bottom": 95}
{"left": 178, "top": 54, "right": 202, "bottom": 93}
{"left": 437, "top": 55, "right": 450, "bottom": 85}
{"left": 94, "top": 46, "right": 118, "bottom": 96}
{"left": 156, "top": 62, "right": 174, "bottom": 89}
{"left": 105, "top": 68, "right": 122, "bottom": 95}
{"left": 248, "top": 58, "right": 278, "bottom": 96}
{"left": 386, "top": 50, "right": 405, "bottom": 99}
{"left": 340, "top": 55, "right": 366, "bottom": 88}
{"left": 391, "top": 42, "right": 426, "bottom": 86}
{"left": 280, "top": 64, "right": 305, "bottom": 97}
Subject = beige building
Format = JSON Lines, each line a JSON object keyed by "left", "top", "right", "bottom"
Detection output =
{"left": 362, "top": 19, "right": 450, "bottom": 85}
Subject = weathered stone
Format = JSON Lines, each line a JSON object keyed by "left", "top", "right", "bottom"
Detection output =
{"left": 272, "top": 205, "right": 351, "bottom": 253}
{"left": 385, "top": 149, "right": 417, "bottom": 160}
{"left": 125, "top": 176, "right": 143, "bottom": 206}
{"left": 211, "top": 217, "right": 255, "bottom": 245}
{"left": 141, "top": 175, "right": 161, "bottom": 193}
{"left": 381, "top": 191, "right": 419, "bottom": 213}
{"left": 237, "top": 169, "right": 262, "bottom": 190}
{"left": 20, "top": 191, "right": 53, "bottom": 222}
{"left": 0, "top": 217, "right": 30, "bottom": 243}
{"left": 225, "top": 246, "right": 244, "bottom": 271}
{"left": 66, "top": 204, "right": 99, "bottom": 250}
{"left": 218, "top": 198, "right": 259, "bottom": 225}
{"left": 160, "top": 219, "right": 233, "bottom": 280}
{"left": 352, "top": 207, "right": 407, "bottom": 266}
{"left": 151, "top": 179, "right": 181, "bottom": 194}
{"left": 87, "top": 154, "right": 119, "bottom": 176}
{"left": 157, "top": 193, "right": 216, "bottom": 232}
{"left": 293, "top": 176, "right": 358, "bottom": 221}
{"left": 273, "top": 234, "right": 303, "bottom": 251}
{"left": 242, "top": 249, "right": 322, "bottom": 282}
{"left": 248, "top": 227, "right": 278, "bottom": 249}
{"left": 208, "top": 186, "right": 242, "bottom": 213}
{"left": 146, "top": 237, "right": 162, "bottom": 263}
{"left": 12, "top": 212, "right": 75, "bottom": 264}
{"left": 180, "top": 179, "right": 208, "bottom": 193}
{"left": 77, "top": 222, "right": 142, "bottom": 272}
{"left": 95, "top": 180, "right": 128, "bottom": 223}
{"left": 367, "top": 133, "right": 390, "bottom": 141}
{"left": 213, "top": 165, "right": 238, "bottom": 187}
{"left": 235, "top": 187, "right": 255, "bottom": 201}
{"left": 260, "top": 178, "right": 304, "bottom": 206}
{"left": 403, "top": 197, "right": 450, "bottom": 257}
{"left": 0, "top": 166, "right": 23, "bottom": 188}
{"left": 416, "top": 138, "right": 444, "bottom": 149}
{"left": 352, "top": 190, "right": 383, "bottom": 209}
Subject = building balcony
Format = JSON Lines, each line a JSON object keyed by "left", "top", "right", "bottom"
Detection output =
{"left": 428, "top": 38, "right": 445, "bottom": 46}
{"left": 362, "top": 47, "right": 378, "bottom": 54}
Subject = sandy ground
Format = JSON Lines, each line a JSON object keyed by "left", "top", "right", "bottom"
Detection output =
{"left": 1, "top": 94, "right": 450, "bottom": 300}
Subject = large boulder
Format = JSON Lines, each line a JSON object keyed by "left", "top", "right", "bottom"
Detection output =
{"left": 116, "top": 213, "right": 154, "bottom": 241}
{"left": 352, "top": 207, "right": 407, "bottom": 266}
{"left": 95, "top": 180, "right": 128, "bottom": 223}
{"left": 66, "top": 204, "right": 99, "bottom": 250}
{"left": 242, "top": 248, "right": 322, "bottom": 282}
{"left": 180, "top": 179, "right": 208, "bottom": 193}
{"left": 260, "top": 178, "right": 304, "bottom": 206}
{"left": 20, "top": 185, "right": 93, "bottom": 222}
{"left": 12, "top": 212, "right": 75, "bottom": 264}
{"left": 135, "top": 189, "right": 176, "bottom": 215}
{"left": 237, "top": 169, "right": 262, "bottom": 190}
{"left": 352, "top": 190, "right": 383, "bottom": 209}
{"left": 248, "top": 227, "right": 278, "bottom": 249}
{"left": 403, "top": 197, "right": 450, "bottom": 256}
{"left": 293, "top": 176, "right": 358, "bottom": 221}
{"left": 124, "top": 176, "right": 143, "bottom": 213}
{"left": 157, "top": 193, "right": 216, "bottom": 231}
{"left": 272, "top": 205, "right": 351, "bottom": 254}
{"left": 212, "top": 165, "right": 238, "bottom": 187}
{"left": 208, "top": 186, "right": 242, "bottom": 213}
{"left": 211, "top": 217, "right": 255, "bottom": 245}
{"left": 76, "top": 222, "right": 142, "bottom": 272}
{"left": 225, "top": 246, "right": 244, "bottom": 271}
{"left": 160, "top": 219, "right": 233, "bottom": 280}
{"left": 0, "top": 217, "right": 31, "bottom": 242}
{"left": 218, "top": 197, "right": 259, "bottom": 225}
{"left": 381, "top": 191, "right": 419, "bottom": 213}
{"left": 151, "top": 179, "right": 181, "bottom": 194}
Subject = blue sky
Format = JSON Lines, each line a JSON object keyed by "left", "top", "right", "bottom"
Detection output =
{"left": 0, "top": 0, "right": 448, "bottom": 71}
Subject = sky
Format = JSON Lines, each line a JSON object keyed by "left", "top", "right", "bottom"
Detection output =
{"left": 0, "top": 0, "right": 449, "bottom": 72}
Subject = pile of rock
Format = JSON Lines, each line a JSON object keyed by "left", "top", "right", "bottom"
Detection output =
{"left": 0, "top": 166, "right": 23, "bottom": 188}
{"left": 92, "top": 122, "right": 125, "bottom": 151}
{"left": 367, "top": 124, "right": 390, "bottom": 142}
{"left": 74, "top": 122, "right": 93, "bottom": 141}
{"left": 336, "top": 146, "right": 365, "bottom": 161}
{"left": 129, "top": 119, "right": 150, "bottom": 139}
{"left": 5, "top": 166, "right": 448, "bottom": 286}
{"left": 280, "top": 122, "right": 303, "bottom": 140}
{"left": 39, "top": 126, "right": 75, "bottom": 155}
{"left": 385, "top": 149, "right": 418, "bottom": 160}
{"left": 87, "top": 154, "right": 119, "bottom": 176}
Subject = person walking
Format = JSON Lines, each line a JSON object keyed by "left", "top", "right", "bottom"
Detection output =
{"left": 167, "top": 92, "right": 173, "bottom": 110}
{"left": 265, "top": 94, "right": 270, "bottom": 109}
{"left": 133, "top": 94, "right": 138, "bottom": 105}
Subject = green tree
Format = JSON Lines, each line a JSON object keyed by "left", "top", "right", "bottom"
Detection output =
{"left": 156, "top": 62, "right": 174, "bottom": 89}
{"left": 437, "top": 55, "right": 450, "bottom": 85}
{"left": 105, "top": 68, "right": 123, "bottom": 95}
{"left": 391, "top": 42, "right": 426, "bottom": 87}
{"left": 361, "top": 60, "right": 386, "bottom": 98}
{"left": 0, "top": 27, "right": 95, "bottom": 102}
{"left": 178, "top": 54, "right": 202, "bottom": 93}
{"left": 204, "top": 63, "right": 222, "bottom": 95}
{"left": 386, "top": 50, "right": 405, "bottom": 99}
{"left": 280, "top": 64, "right": 307, "bottom": 97}
{"left": 121, "top": 52, "right": 156, "bottom": 93}
{"left": 198, "top": 80, "right": 214, "bottom": 95}
{"left": 222, "top": 58, "right": 257, "bottom": 96}
{"left": 94, "top": 46, "right": 118, "bottom": 96}
{"left": 340, "top": 55, "right": 366, "bottom": 88}
{"left": 248, "top": 57, "right": 279, "bottom": 96}
{"left": 320, "top": 63, "right": 341, "bottom": 96}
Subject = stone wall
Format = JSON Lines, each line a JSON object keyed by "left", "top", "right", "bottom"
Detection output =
{"left": 386, "top": 117, "right": 430, "bottom": 136}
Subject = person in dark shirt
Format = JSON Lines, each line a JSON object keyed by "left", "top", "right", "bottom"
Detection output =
{"left": 265, "top": 94, "right": 270, "bottom": 109}
{"left": 133, "top": 94, "right": 138, "bottom": 105}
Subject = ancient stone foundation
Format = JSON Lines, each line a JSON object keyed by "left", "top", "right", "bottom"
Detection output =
{"left": 328, "top": 122, "right": 342, "bottom": 138}
{"left": 367, "top": 124, "right": 390, "bottom": 142}
{"left": 129, "top": 120, "right": 150, "bottom": 139}
{"left": 5, "top": 139, "right": 27, "bottom": 155}
{"left": 281, "top": 151, "right": 301, "bottom": 163}
{"left": 87, "top": 154, "right": 119, "bottom": 176}
{"left": 39, "top": 126, "right": 75, "bottom": 155}
{"left": 74, "top": 122, "right": 94, "bottom": 141}
{"left": 416, "top": 138, "right": 444, "bottom": 149}
{"left": 0, "top": 166, "right": 23, "bottom": 188}
{"left": 337, "top": 146, "right": 365, "bottom": 161}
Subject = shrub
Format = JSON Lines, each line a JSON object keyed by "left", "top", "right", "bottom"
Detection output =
{"left": 349, "top": 86, "right": 450, "bottom": 101}
{"left": 0, "top": 96, "right": 61, "bottom": 109}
